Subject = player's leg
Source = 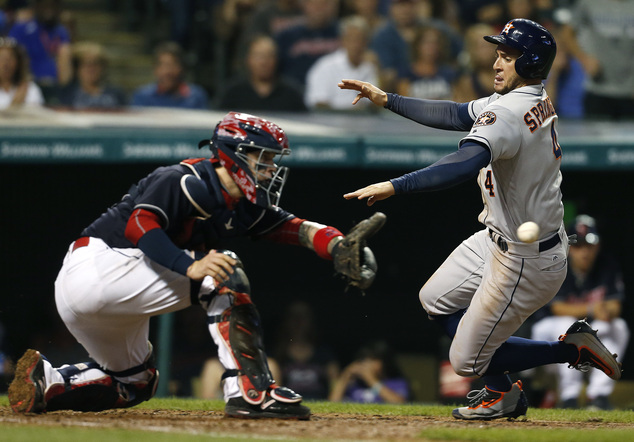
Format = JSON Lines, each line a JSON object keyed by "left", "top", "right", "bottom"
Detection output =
{"left": 419, "top": 229, "right": 489, "bottom": 337}
{"left": 450, "top": 237, "right": 569, "bottom": 419}
{"left": 10, "top": 238, "right": 189, "bottom": 413}
{"left": 195, "top": 251, "right": 310, "bottom": 420}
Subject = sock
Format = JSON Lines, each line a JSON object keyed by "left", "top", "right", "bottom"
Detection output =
{"left": 484, "top": 374, "right": 512, "bottom": 392}
{"left": 485, "top": 337, "right": 579, "bottom": 375}
{"left": 433, "top": 309, "right": 466, "bottom": 338}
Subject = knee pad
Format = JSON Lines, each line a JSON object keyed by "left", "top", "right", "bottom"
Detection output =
{"left": 192, "top": 250, "right": 251, "bottom": 309}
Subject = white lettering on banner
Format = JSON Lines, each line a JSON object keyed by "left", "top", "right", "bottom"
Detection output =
{"left": 291, "top": 146, "right": 347, "bottom": 162}
{"left": 123, "top": 143, "right": 173, "bottom": 158}
{"left": 416, "top": 149, "right": 446, "bottom": 163}
{"left": 1, "top": 142, "right": 103, "bottom": 159}
{"left": 366, "top": 147, "right": 414, "bottom": 163}
{"left": 51, "top": 143, "right": 103, "bottom": 158}
{"left": 173, "top": 143, "right": 199, "bottom": 158}
{"left": 608, "top": 148, "right": 634, "bottom": 165}
{"left": 1, "top": 142, "right": 50, "bottom": 157}
{"left": 561, "top": 150, "right": 588, "bottom": 166}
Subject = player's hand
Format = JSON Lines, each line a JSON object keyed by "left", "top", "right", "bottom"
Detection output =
{"left": 186, "top": 249, "right": 237, "bottom": 282}
{"left": 338, "top": 79, "right": 388, "bottom": 107}
{"left": 344, "top": 181, "right": 395, "bottom": 206}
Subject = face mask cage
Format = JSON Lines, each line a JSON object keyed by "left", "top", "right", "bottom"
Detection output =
{"left": 235, "top": 142, "right": 290, "bottom": 207}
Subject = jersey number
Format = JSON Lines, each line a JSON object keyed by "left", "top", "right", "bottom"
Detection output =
{"left": 485, "top": 170, "right": 495, "bottom": 197}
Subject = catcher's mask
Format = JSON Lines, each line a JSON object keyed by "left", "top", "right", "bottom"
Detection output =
{"left": 199, "top": 111, "right": 291, "bottom": 207}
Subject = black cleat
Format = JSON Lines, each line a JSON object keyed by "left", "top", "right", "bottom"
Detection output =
{"left": 225, "top": 387, "right": 310, "bottom": 420}
{"left": 560, "top": 319, "right": 622, "bottom": 380}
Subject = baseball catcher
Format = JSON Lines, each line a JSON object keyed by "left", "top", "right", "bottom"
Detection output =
{"left": 8, "top": 112, "right": 385, "bottom": 419}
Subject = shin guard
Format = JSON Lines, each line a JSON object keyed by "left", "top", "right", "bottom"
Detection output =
{"left": 214, "top": 291, "right": 274, "bottom": 404}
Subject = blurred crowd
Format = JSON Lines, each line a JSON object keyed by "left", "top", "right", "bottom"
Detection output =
{"left": 1, "top": 0, "right": 634, "bottom": 119}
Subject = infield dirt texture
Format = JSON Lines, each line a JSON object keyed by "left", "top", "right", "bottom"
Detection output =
{"left": 2, "top": 400, "right": 634, "bottom": 441}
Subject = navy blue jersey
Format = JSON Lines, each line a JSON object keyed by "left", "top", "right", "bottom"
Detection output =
{"left": 82, "top": 159, "right": 295, "bottom": 252}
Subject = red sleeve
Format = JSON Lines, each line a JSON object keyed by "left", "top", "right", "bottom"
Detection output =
{"left": 264, "top": 217, "right": 305, "bottom": 246}
{"left": 125, "top": 208, "right": 163, "bottom": 245}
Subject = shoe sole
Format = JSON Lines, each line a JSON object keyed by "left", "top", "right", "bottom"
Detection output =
{"left": 225, "top": 402, "right": 311, "bottom": 421}
{"left": 564, "top": 332, "right": 621, "bottom": 380}
{"left": 8, "top": 349, "right": 46, "bottom": 414}
{"left": 225, "top": 409, "right": 311, "bottom": 420}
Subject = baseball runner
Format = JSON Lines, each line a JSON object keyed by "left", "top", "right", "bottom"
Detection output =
{"left": 339, "top": 19, "right": 622, "bottom": 420}
{"left": 8, "top": 111, "right": 384, "bottom": 419}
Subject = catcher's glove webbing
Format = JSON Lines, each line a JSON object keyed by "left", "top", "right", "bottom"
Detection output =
{"left": 332, "top": 212, "right": 386, "bottom": 292}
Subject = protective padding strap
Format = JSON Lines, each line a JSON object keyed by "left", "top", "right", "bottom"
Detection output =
{"left": 104, "top": 343, "right": 157, "bottom": 378}
{"left": 226, "top": 303, "right": 274, "bottom": 404}
{"left": 313, "top": 226, "right": 344, "bottom": 260}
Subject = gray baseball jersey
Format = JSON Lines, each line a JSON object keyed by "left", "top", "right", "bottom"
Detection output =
{"left": 463, "top": 84, "right": 564, "bottom": 242}
{"left": 420, "top": 84, "right": 568, "bottom": 377}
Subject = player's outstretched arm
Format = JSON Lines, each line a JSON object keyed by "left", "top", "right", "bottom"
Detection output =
{"left": 343, "top": 181, "right": 395, "bottom": 206}
{"left": 338, "top": 79, "right": 388, "bottom": 107}
{"left": 186, "top": 249, "right": 237, "bottom": 282}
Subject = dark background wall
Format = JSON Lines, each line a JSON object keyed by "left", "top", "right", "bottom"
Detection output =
{"left": 1, "top": 164, "right": 633, "bottom": 382}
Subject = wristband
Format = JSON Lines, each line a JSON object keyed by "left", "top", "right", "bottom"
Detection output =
{"left": 313, "top": 226, "right": 343, "bottom": 260}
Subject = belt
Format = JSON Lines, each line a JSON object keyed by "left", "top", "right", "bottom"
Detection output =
{"left": 489, "top": 230, "right": 561, "bottom": 253}
{"left": 72, "top": 237, "right": 90, "bottom": 252}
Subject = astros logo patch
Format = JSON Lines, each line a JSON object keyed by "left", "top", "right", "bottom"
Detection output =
{"left": 474, "top": 111, "right": 497, "bottom": 127}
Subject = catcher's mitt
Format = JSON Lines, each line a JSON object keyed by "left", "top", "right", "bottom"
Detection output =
{"left": 332, "top": 212, "right": 386, "bottom": 292}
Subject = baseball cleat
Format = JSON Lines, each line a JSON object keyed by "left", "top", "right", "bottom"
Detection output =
{"left": 8, "top": 349, "right": 47, "bottom": 414}
{"left": 559, "top": 319, "right": 622, "bottom": 380}
{"left": 452, "top": 381, "right": 527, "bottom": 420}
{"left": 225, "top": 388, "right": 310, "bottom": 420}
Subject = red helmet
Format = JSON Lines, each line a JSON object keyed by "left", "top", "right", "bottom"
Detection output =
{"left": 200, "top": 112, "right": 291, "bottom": 207}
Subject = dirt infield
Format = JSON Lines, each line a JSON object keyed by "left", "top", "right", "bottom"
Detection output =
{"left": 1, "top": 406, "right": 632, "bottom": 440}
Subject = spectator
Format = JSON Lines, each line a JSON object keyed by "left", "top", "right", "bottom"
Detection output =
{"left": 343, "top": 0, "right": 386, "bottom": 36}
{"left": 8, "top": 0, "right": 72, "bottom": 99}
{"left": 305, "top": 15, "right": 378, "bottom": 110}
{"left": 559, "top": 0, "right": 634, "bottom": 120}
{"left": 57, "top": 41, "right": 126, "bottom": 110}
{"left": 370, "top": 0, "right": 460, "bottom": 92}
{"left": 370, "top": 0, "right": 418, "bottom": 91}
{"left": 531, "top": 215, "right": 630, "bottom": 410}
{"left": 236, "top": 0, "right": 304, "bottom": 64}
{"left": 0, "top": 36, "right": 44, "bottom": 109}
{"left": 396, "top": 25, "right": 456, "bottom": 100}
{"left": 216, "top": 34, "right": 306, "bottom": 112}
{"left": 275, "top": 0, "right": 341, "bottom": 86}
{"left": 212, "top": 0, "right": 259, "bottom": 76}
{"left": 131, "top": 41, "right": 208, "bottom": 110}
{"left": 329, "top": 340, "right": 410, "bottom": 404}
{"left": 452, "top": 23, "right": 496, "bottom": 102}
{"left": 456, "top": 0, "right": 504, "bottom": 31}
{"left": 542, "top": 24, "right": 586, "bottom": 119}
{"left": 272, "top": 301, "right": 339, "bottom": 400}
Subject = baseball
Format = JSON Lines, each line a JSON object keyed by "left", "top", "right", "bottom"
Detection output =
{"left": 517, "top": 221, "right": 540, "bottom": 243}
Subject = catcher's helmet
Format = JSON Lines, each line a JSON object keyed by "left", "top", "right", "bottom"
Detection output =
{"left": 199, "top": 112, "right": 291, "bottom": 207}
{"left": 484, "top": 18, "right": 557, "bottom": 80}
